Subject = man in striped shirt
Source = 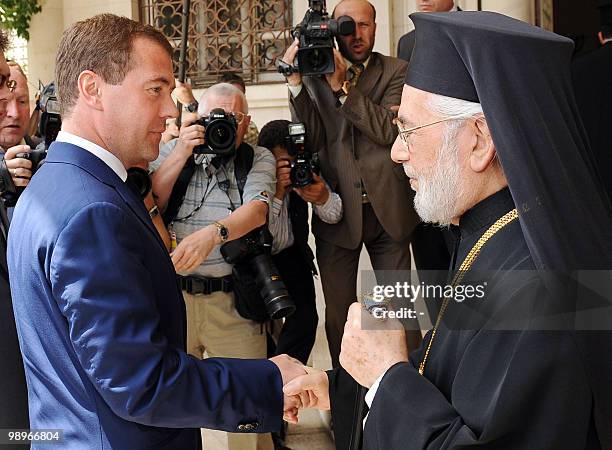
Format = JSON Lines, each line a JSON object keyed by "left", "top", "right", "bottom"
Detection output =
{"left": 150, "top": 82, "right": 278, "bottom": 450}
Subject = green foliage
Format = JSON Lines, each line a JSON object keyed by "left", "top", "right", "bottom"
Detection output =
{"left": 0, "top": 0, "right": 42, "bottom": 41}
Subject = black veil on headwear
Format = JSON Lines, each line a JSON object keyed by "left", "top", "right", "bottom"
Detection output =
{"left": 405, "top": 11, "right": 612, "bottom": 271}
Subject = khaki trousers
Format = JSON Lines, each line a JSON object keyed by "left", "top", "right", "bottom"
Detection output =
{"left": 183, "top": 290, "right": 272, "bottom": 450}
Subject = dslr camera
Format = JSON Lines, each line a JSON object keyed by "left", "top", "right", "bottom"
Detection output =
{"left": 221, "top": 226, "right": 295, "bottom": 320}
{"left": 286, "top": 122, "right": 319, "bottom": 187}
{"left": 0, "top": 148, "right": 47, "bottom": 206}
{"left": 284, "top": 0, "right": 355, "bottom": 76}
{"left": 193, "top": 108, "right": 237, "bottom": 156}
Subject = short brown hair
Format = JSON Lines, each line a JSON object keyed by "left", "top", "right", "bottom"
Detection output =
{"left": 0, "top": 29, "right": 8, "bottom": 53}
{"left": 55, "top": 14, "right": 173, "bottom": 115}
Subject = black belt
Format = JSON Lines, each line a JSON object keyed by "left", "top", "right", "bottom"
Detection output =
{"left": 179, "top": 275, "right": 233, "bottom": 295}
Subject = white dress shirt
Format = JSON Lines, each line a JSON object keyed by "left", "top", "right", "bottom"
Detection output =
{"left": 56, "top": 131, "right": 127, "bottom": 182}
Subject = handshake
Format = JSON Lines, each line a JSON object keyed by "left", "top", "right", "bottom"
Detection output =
{"left": 269, "top": 354, "right": 330, "bottom": 424}
{"left": 270, "top": 302, "right": 412, "bottom": 424}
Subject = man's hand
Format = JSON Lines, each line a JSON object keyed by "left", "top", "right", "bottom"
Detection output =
{"left": 325, "top": 49, "right": 348, "bottom": 92}
{"left": 161, "top": 120, "right": 180, "bottom": 145}
{"left": 269, "top": 354, "right": 308, "bottom": 424}
{"left": 174, "top": 79, "right": 197, "bottom": 106}
{"left": 171, "top": 225, "right": 219, "bottom": 273}
{"left": 4, "top": 144, "right": 32, "bottom": 187}
{"left": 280, "top": 39, "right": 302, "bottom": 87}
{"left": 283, "top": 365, "right": 330, "bottom": 412}
{"left": 275, "top": 158, "right": 292, "bottom": 200}
{"left": 340, "top": 302, "right": 409, "bottom": 388}
{"left": 174, "top": 120, "right": 205, "bottom": 159}
{"left": 295, "top": 173, "right": 329, "bottom": 205}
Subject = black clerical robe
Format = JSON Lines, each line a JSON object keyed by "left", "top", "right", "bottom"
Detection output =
{"left": 349, "top": 188, "right": 608, "bottom": 449}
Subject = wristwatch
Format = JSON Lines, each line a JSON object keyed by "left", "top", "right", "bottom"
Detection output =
{"left": 333, "top": 80, "right": 350, "bottom": 100}
{"left": 184, "top": 100, "right": 199, "bottom": 113}
{"left": 213, "top": 221, "right": 229, "bottom": 243}
{"left": 148, "top": 204, "right": 160, "bottom": 219}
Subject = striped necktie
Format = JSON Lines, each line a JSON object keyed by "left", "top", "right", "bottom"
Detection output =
{"left": 348, "top": 63, "right": 365, "bottom": 87}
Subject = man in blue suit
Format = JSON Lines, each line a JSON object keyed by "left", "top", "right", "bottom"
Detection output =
{"left": 8, "top": 14, "right": 304, "bottom": 450}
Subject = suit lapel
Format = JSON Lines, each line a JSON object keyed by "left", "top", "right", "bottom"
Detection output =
{"left": 46, "top": 142, "right": 168, "bottom": 254}
{"left": 355, "top": 53, "right": 383, "bottom": 99}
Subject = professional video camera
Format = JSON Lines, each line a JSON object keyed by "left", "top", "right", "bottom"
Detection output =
{"left": 37, "top": 82, "right": 61, "bottom": 149}
{"left": 221, "top": 226, "right": 295, "bottom": 320}
{"left": 286, "top": 122, "right": 319, "bottom": 187}
{"left": 193, "top": 108, "right": 237, "bottom": 156}
{"left": 278, "top": 0, "right": 355, "bottom": 77}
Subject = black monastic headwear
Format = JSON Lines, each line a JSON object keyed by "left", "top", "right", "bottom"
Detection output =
{"left": 405, "top": 11, "right": 612, "bottom": 270}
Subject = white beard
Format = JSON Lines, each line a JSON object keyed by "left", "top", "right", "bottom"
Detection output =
{"left": 404, "top": 125, "right": 463, "bottom": 227}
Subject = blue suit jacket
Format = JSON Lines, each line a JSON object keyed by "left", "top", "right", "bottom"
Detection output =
{"left": 8, "top": 141, "right": 283, "bottom": 449}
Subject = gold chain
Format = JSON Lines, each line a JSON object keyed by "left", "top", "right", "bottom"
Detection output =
{"left": 418, "top": 208, "right": 519, "bottom": 376}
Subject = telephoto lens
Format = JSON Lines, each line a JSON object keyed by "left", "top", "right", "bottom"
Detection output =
{"left": 251, "top": 253, "right": 295, "bottom": 319}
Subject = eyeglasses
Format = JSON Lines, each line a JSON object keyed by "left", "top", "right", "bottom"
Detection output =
{"left": 395, "top": 113, "right": 473, "bottom": 146}
{"left": 0, "top": 74, "right": 17, "bottom": 93}
{"left": 232, "top": 111, "right": 248, "bottom": 125}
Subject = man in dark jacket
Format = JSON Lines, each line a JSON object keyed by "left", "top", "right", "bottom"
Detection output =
{"left": 397, "top": 0, "right": 459, "bottom": 61}
{"left": 572, "top": 0, "right": 612, "bottom": 202}
{"left": 0, "top": 29, "right": 29, "bottom": 449}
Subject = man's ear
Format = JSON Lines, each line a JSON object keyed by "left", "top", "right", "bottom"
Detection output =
{"left": 243, "top": 114, "right": 251, "bottom": 130}
{"left": 469, "top": 116, "right": 496, "bottom": 173}
{"left": 77, "top": 70, "right": 104, "bottom": 111}
{"left": 599, "top": 31, "right": 606, "bottom": 45}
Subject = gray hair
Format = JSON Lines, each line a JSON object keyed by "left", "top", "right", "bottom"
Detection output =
{"left": 426, "top": 92, "right": 483, "bottom": 120}
{"left": 198, "top": 82, "right": 248, "bottom": 115}
{"left": 427, "top": 92, "right": 501, "bottom": 169}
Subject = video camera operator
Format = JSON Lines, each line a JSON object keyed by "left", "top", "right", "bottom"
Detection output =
{"left": 280, "top": 0, "right": 422, "bottom": 446}
{"left": 260, "top": 119, "right": 342, "bottom": 365}
{"left": 280, "top": 0, "right": 421, "bottom": 365}
{"left": 150, "top": 82, "right": 278, "bottom": 450}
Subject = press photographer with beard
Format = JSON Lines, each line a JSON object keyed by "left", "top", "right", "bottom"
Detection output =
{"left": 0, "top": 29, "right": 29, "bottom": 449}
{"left": 150, "top": 82, "right": 279, "bottom": 450}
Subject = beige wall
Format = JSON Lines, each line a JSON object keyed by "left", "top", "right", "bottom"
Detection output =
{"left": 27, "top": 0, "right": 139, "bottom": 98}
{"left": 25, "top": 0, "right": 536, "bottom": 127}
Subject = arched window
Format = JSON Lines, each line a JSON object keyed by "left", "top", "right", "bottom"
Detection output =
{"left": 139, "top": 0, "right": 292, "bottom": 87}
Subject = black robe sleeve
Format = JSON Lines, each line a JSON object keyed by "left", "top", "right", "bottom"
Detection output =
{"left": 362, "top": 278, "right": 597, "bottom": 450}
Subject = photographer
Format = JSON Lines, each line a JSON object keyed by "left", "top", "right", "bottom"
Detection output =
{"left": 0, "top": 30, "right": 29, "bottom": 449}
{"left": 0, "top": 61, "right": 33, "bottom": 208}
{"left": 259, "top": 120, "right": 342, "bottom": 367}
{"left": 150, "top": 82, "right": 277, "bottom": 450}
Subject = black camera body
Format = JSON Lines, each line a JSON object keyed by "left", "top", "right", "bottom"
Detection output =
{"left": 17, "top": 148, "right": 47, "bottom": 175}
{"left": 291, "top": 0, "right": 355, "bottom": 76}
{"left": 38, "top": 82, "right": 62, "bottom": 148}
{"left": 221, "top": 226, "right": 295, "bottom": 320}
{"left": 286, "top": 122, "right": 319, "bottom": 187}
{"left": 0, "top": 148, "right": 47, "bottom": 207}
{"left": 193, "top": 108, "right": 237, "bottom": 156}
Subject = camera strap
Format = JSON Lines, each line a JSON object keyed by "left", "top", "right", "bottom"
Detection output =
{"left": 162, "top": 155, "right": 196, "bottom": 225}
{"left": 233, "top": 143, "right": 254, "bottom": 205}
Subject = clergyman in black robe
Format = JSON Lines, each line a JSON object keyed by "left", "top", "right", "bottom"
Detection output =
{"left": 283, "top": 11, "right": 612, "bottom": 450}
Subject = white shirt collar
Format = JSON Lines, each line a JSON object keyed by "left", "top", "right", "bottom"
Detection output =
{"left": 56, "top": 131, "right": 127, "bottom": 182}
